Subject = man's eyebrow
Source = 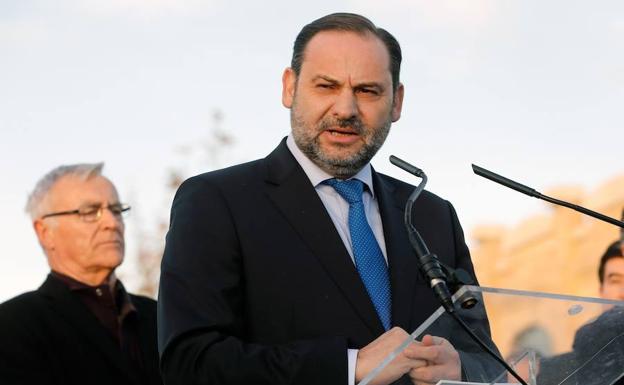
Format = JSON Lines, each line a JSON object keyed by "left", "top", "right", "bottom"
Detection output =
{"left": 606, "top": 272, "right": 624, "bottom": 279}
{"left": 79, "top": 200, "right": 118, "bottom": 207}
{"left": 355, "top": 82, "right": 385, "bottom": 90}
{"left": 311, "top": 75, "right": 340, "bottom": 84}
{"left": 311, "top": 75, "right": 385, "bottom": 90}
{"left": 79, "top": 201, "right": 102, "bottom": 207}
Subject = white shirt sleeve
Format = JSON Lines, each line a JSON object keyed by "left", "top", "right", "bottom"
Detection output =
{"left": 348, "top": 348, "right": 359, "bottom": 385}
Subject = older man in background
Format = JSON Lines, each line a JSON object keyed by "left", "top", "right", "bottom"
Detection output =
{"left": 0, "top": 163, "right": 162, "bottom": 385}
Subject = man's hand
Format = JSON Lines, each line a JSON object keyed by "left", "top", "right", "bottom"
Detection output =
{"left": 355, "top": 327, "right": 427, "bottom": 385}
{"left": 405, "top": 335, "right": 461, "bottom": 385}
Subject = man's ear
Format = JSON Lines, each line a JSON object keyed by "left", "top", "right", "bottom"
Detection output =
{"left": 282, "top": 67, "right": 297, "bottom": 108}
{"left": 34, "top": 219, "right": 54, "bottom": 251}
{"left": 391, "top": 82, "right": 405, "bottom": 122}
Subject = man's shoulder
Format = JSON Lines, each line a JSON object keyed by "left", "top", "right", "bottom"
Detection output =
{"left": 178, "top": 139, "right": 292, "bottom": 192}
{"left": 129, "top": 293, "right": 157, "bottom": 310}
{"left": 179, "top": 158, "right": 266, "bottom": 193}
{"left": 0, "top": 290, "right": 47, "bottom": 325}
{"left": 0, "top": 290, "right": 44, "bottom": 310}
{"left": 199, "top": 158, "right": 264, "bottom": 180}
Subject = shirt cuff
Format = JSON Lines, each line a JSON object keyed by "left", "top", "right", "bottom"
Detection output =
{"left": 348, "top": 348, "right": 359, "bottom": 385}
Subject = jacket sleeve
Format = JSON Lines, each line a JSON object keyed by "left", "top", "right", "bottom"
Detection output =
{"left": 157, "top": 175, "right": 347, "bottom": 385}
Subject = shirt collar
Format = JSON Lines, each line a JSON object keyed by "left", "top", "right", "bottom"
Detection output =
{"left": 286, "top": 135, "right": 375, "bottom": 197}
{"left": 50, "top": 270, "right": 136, "bottom": 317}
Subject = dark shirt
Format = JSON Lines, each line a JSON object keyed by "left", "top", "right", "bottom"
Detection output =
{"left": 50, "top": 271, "right": 143, "bottom": 367}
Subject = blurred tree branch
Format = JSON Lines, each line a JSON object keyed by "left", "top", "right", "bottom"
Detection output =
{"left": 132, "top": 109, "right": 235, "bottom": 297}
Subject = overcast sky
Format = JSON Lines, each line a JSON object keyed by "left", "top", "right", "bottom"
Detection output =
{"left": 1, "top": 0, "right": 622, "bottom": 301}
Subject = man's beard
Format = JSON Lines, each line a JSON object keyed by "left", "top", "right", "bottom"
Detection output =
{"left": 290, "top": 107, "right": 391, "bottom": 179}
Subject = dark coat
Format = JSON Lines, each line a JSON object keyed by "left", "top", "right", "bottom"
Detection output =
{"left": 0, "top": 275, "right": 162, "bottom": 385}
{"left": 537, "top": 306, "right": 624, "bottom": 385}
{"left": 158, "top": 139, "right": 492, "bottom": 385}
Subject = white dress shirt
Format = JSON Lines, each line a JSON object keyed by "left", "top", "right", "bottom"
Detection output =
{"left": 286, "top": 136, "right": 389, "bottom": 385}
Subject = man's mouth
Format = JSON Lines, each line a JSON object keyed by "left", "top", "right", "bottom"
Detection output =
{"left": 97, "top": 240, "right": 123, "bottom": 247}
{"left": 327, "top": 128, "right": 358, "bottom": 136}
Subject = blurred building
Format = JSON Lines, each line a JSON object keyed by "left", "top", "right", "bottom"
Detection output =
{"left": 470, "top": 174, "right": 624, "bottom": 356}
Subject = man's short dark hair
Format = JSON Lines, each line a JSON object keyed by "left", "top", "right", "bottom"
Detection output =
{"left": 598, "top": 240, "right": 623, "bottom": 284}
{"left": 291, "top": 13, "right": 402, "bottom": 92}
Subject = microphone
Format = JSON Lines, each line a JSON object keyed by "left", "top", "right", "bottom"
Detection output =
{"left": 472, "top": 164, "right": 538, "bottom": 198}
{"left": 390, "top": 155, "right": 425, "bottom": 179}
{"left": 390, "top": 155, "right": 454, "bottom": 313}
{"left": 472, "top": 164, "right": 624, "bottom": 229}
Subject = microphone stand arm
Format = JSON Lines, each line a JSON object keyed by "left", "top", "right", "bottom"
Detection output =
{"left": 472, "top": 164, "right": 624, "bottom": 229}
{"left": 390, "top": 155, "right": 528, "bottom": 385}
{"left": 391, "top": 156, "right": 474, "bottom": 310}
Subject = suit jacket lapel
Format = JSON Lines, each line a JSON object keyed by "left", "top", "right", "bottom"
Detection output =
{"left": 38, "top": 275, "right": 139, "bottom": 382}
{"left": 264, "top": 140, "right": 385, "bottom": 336}
{"left": 373, "top": 171, "right": 421, "bottom": 331}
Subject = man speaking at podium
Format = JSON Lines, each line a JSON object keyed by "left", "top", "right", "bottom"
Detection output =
{"left": 158, "top": 13, "right": 489, "bottom": 385}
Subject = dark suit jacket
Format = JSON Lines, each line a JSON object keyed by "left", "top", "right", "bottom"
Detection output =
{"left": 158, "top": 139, "right": 492, "bottom": 385}
{"left": 0, "top": 275, "right": 162, "bottom": 385}
{"left": 539, "top": 306, "right": 624, "bottom": 385}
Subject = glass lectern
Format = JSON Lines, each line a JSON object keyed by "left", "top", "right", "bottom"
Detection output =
{"left": 360, "top": 286, "right": 624, "bottom": 385}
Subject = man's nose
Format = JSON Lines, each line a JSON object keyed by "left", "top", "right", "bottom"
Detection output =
{"left": 331, "top": 89, "right": 359, "bottom": 119}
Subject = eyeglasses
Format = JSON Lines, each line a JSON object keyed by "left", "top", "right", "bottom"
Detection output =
{"left": 41, "top": 203, "right": 131, "bottom": 223}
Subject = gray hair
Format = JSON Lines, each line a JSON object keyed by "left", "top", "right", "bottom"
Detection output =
{"left": 26, "top": 163, "right": 104, "bottom": 220}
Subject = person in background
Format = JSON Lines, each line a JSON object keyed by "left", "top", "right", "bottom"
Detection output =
{"left": 598, "top": 240, "right": 624, "bottom": 301}
{"left": 0, "top": 163, "right": 162, "bottom": 385}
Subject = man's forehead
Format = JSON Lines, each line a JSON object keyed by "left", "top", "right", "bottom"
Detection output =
{"left": 605, "top": 257, "right": 624, "bottom": 274}
{"left": 50, "top": 175, "right": 119, "bottom": 206}
{"left": 299, "top": 30, "right": 392, "bottom": 81}
{"left": 606, "top": 257, "right": 624, "bottom": 266}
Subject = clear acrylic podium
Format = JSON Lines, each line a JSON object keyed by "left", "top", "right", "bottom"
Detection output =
{"left": 360, "top": 286, "right": 624, "bottom": 385}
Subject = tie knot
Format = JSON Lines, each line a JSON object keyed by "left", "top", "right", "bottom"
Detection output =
{"left": 324, "top": 178, "right": 364, "bottom": 204}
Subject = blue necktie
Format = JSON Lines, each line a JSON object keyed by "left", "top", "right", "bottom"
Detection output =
{"left": 324, "top": 178, "right": 392, "bottom": 330}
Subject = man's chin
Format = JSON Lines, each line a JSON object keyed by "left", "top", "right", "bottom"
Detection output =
{"left": 317, "top": 144, "right": 366, "bottom": 163}
{"left": 314, "top": 155, "right": 369, "bottom": 178}
{"left": 93, "top": 252, "right": 124, "bottom": 268}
